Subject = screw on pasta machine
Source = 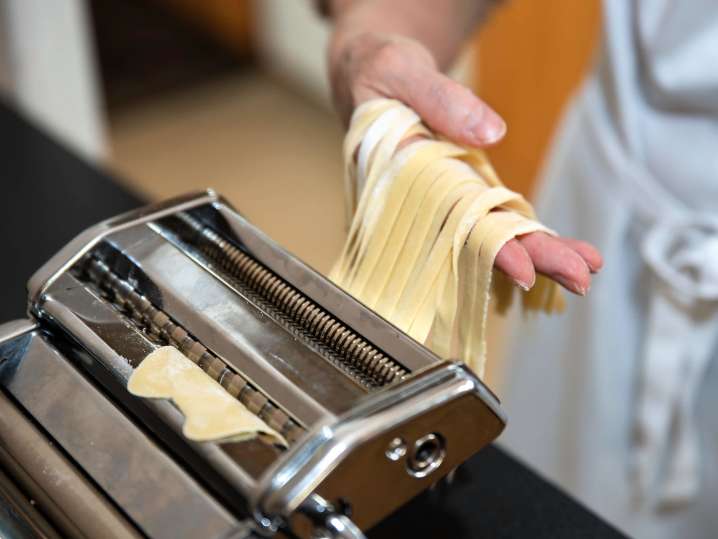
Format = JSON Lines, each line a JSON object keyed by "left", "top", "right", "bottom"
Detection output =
{"left": 407, "top": 433, "right": 445, "bottom": 478}
{"left": 385, "top": 437, "right": 408, "bottom": 462}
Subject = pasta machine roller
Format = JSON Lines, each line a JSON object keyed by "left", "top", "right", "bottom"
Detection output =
{"left": 0, "top": 191, "right": 505, "bottom": 538}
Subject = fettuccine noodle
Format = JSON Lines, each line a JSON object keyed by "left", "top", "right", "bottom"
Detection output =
{"left": 331, "top": 99, "right": 564, "bottom": 378}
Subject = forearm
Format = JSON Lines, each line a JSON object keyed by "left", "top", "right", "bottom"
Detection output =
{"left": 326, "top": 0, "right": 500, "bottom": 70}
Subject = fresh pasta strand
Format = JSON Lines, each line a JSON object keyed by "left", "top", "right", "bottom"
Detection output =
{"left": 333, "top": 98, "right": 565, "bottom": 379}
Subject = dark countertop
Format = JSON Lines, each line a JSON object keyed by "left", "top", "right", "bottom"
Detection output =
{"left": 0, "top": 103, "right": 624, "bottom": 538}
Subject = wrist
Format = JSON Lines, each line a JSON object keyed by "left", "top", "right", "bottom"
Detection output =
{"left": 329, "top": 1, "right": 426, "bottom": 55}
{"left": 329, "top": 29, "right": 435, "bottom": 74}
{"left": 329, "top": 0, "right": 485, "bottom": 71}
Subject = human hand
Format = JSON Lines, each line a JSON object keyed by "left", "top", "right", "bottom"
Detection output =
{"left": 329, "top": 31, "right": 602, "bottom": 294}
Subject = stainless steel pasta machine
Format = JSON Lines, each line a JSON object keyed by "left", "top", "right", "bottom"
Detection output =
{"left": 0, "top": 190, "right": 505, "bottom": 538}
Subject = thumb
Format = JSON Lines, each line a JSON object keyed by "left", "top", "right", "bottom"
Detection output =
{"left": 388, "top": 65, "right": 506, "bottom": 147}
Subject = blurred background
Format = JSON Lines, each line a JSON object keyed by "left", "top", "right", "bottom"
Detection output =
{"left": 0, "top": 0, "right": 600, "bottom": 386}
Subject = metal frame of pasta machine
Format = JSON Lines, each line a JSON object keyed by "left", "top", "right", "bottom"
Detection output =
{"left": 0, "top": 190, "right": 505, "bottom": 539}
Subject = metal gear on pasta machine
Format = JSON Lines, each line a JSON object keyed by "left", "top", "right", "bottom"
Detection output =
{"left": 0, "top": 190, "right": 505, "bottom": 538}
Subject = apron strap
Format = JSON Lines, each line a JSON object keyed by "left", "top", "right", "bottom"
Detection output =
{"left": 634, "top": 217, "right": 718, "bottom": 509}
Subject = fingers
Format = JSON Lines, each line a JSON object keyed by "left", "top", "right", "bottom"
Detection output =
{"left": 556, "top": 237, "right": 603, "bottom": 273}
{"left": 390, "top": 65, "right": 507, "bottom": 147}
{"left": 518, "top": 232, "right": 593, "bottom": 295}
{"left": 494, "top": 239, "right": 536, "bottom": 290}
{"left": 495, "top": 233, "right": 603, "bottom": 296}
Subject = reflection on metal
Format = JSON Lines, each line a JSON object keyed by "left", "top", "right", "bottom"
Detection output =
{"left": 0, "top": 191, "right": 505, "bottom": 538}
{"left": 384, "top": 438, "right": 407, "bottom": 462}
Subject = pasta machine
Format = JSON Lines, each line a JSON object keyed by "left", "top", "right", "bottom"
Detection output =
{"left": 0, "top": 191, "right": 505, "bottom": 538}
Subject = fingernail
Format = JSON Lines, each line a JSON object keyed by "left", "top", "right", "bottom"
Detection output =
{"left": 514, "top": 279, "right": 532, "bottom": 291}
{"left": 555, "top": 275, "right": 588, "bottom": 296}
{"left": 473, "top": 111, "right": 506, "bottom": 145}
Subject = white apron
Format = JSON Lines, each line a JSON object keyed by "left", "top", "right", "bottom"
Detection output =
{"left": 498, "top": 1, "right": 718, "bottom": 537}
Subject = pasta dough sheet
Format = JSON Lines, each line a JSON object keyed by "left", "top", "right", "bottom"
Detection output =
{"left": 332, "top": 99, "right": 565, "bottom": 378}
{"left": 128, "top": 346, "right": 286, "bottom": 446}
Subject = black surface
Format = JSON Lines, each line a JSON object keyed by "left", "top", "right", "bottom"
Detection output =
{"left": 0, "top": 103, "right": 625, "bottom": 538}
{"left": 0, "top": 104, "right": 141, "bottom": 322}
{"left": 368, "top": 445, "right": 624, "bottom": 538}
